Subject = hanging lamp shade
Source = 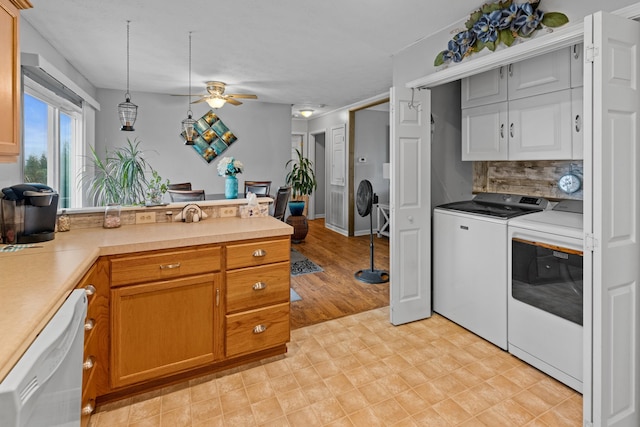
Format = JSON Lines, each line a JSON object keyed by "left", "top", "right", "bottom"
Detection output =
{"left": 181, "top": 31, "right": 196, "bottom": 145}
{"left": 118, "top": 95, "right": 137, "bottom": 131}
{"left": 118, "top": 20, "right": 137, "bottom": 131}
{"left": 205, "top": 96, "right": 226, "bottom": 109}
{"left": 182, "top": 114, "right": 196, "bottom": 145}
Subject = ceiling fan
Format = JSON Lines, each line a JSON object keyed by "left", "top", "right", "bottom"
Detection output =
{"left": 188, "top": 81, "right": 257, "bottom": 108}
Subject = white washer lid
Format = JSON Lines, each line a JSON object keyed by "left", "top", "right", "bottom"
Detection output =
{"left": 508, "top": 210, "right": 583, "bottom": 239}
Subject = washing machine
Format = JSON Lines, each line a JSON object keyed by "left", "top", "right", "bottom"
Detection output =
{"left": 433, "top": 193, "right": 548, "bottom": 350}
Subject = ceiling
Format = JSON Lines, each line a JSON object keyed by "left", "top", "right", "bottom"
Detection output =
{"left": 23, "top": 0, "right": 480, "bottom": 117}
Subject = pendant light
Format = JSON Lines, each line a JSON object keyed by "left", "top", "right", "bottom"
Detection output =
{"left": 118, "top": 20, "right": 138, "bottom": 131}
{"left": 181, "top": 31, "right": 196, "bottom": 145}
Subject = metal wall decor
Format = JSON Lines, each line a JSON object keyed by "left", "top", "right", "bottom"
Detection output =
{"left": 179, "top": 110, "right": 238, "bottom": 163}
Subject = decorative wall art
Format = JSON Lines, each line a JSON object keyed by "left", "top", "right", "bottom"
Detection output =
{"left": 434, "top": 0, "right": 568, "bottom": 67}
{"left": 180, "top": 109, "right": 238, "bottom": 163}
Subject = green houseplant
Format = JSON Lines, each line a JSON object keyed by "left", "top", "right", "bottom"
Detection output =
{"left": 82, "top": 138, "right": 167, "bottom": 206}
{"left": 285, "top": 148, "right": 317, "bottom": 216}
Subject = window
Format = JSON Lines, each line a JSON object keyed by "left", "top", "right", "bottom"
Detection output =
{"left": 23, "top": 76, "right": 83, "bottom": 209}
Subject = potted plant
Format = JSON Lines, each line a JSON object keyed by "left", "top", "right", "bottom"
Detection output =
{"left": 145, "top": 170, "right": 170, "bottom": 205}
{"left": 285, "top": 148, "right": 317, "bottom": 216}
{"left": 82, "top": 138, "right": 167, "bottom": 206}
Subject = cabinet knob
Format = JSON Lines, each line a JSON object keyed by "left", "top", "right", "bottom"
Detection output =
{"left": 83, "top": 356, "right": 95, "bottom": 371}
{"left": 508, "top": 64, "right": 513, "bottom": 77}
{"left": 573, "top": 44, "right": 580, "bottom": 60}
{"left": 84, "top": 318, "right": 95, "bottom": 331}
{"left": 84, "top": 284, "right": 96, "bottom": 297}
{"left": 510, "top": 123, "right": 514, "bottom": 138}
{"left": 252, "top": 282, "right": 267, "bottom": 291}
{"left": 500, "top": 124, "right": 504, "bottom": 138}
{"left": 252, "top": 249, "right": 267, "bottom": 257}
{"left": 575, "top": 115, "right": 581, "bottom": 132}
{"left": 253, "top": 324, "right": 267, "bottom": 334}
{"left": 82, "top": 400, "right": 95, "bottom": 416}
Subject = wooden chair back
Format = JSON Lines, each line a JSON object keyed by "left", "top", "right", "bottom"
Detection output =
{"left": 168, "top": 182, "right": 192, "bottom": 191}
{"left": 272, "top": 186, "right": 291, "bottom": 221}
{"left": 168, "top": 189, "right": 205, "bottom": 202}
{"left": 244, "top": 180, "right": 271, "bottom": 197}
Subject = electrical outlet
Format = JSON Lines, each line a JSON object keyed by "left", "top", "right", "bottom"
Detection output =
{"left": 220, "top": 207, "right": 237, "bottom": 217}
{"left": 135, "top": 212, "right": 155, "bottom": 224}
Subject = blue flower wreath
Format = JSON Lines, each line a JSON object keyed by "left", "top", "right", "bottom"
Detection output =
{"left": 434, "top": 0, "right": 569, "bottom": 66}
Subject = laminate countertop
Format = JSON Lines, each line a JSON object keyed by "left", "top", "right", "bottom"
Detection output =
{"left": 0, "top": 216, "right": 292, "bottom": 382}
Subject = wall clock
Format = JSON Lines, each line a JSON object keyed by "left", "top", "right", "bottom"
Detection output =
{"left": 558, "top": 173, "right": 581, "bottom": 194}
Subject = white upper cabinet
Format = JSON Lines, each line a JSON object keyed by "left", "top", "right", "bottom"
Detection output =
{"left": 508, "top": 90, "right": 573, "bottom": 160}
{"left": 461, "top": 46, "right": 582, "bottom": 161}
{"left": 461, "top": 66, "right": 507, "bottom": 109}
{"left": 507, "top": 48, "right": 571, "bottom": 100}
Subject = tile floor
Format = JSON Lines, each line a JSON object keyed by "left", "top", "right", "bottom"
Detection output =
{"left": 89, "top": 308, "right": 582, "bottom": 426}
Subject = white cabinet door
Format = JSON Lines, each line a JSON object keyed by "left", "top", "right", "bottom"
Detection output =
{"left": 508, "top": 48, "right": 571, "bottom": 100}
{"left": 508, "top": 89, "right": 572, "bottom": 160}
{"left": 461, "top": 102, "right": 508, "bottom": 161}
{"left": 571, "top": 87, "right": 583, "bottom": 160}
{"left": 461, "top": 66, "right": 507, "bottom": 109}
{"left": 571, "top": 43, "right": 584, "bottom": 88}
{"left": 330, "top": 125, "right": 345, "bottom": 186}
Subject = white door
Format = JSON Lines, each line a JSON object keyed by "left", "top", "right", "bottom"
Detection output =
{"left": 389, "top": 86, "right": 431, "bottom": 325}
{"left": 585, "top": 11, "right": 640, "bottom": 427}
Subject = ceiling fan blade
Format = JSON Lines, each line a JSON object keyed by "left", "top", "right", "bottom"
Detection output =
{"left": 227, "top": 94, "right": 258, "bottom": 99}
{"left": 191, "top": 96, "right": 210, "bottom": 104}
{"left": 226, "top": 98, "right": 243, "bottom": 106}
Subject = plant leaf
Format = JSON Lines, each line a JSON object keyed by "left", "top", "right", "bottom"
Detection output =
{"left": 500, "top": 29, "right": 515, "bottom": 47}
{"left": 434, "top": 51, "right": 446, "bottom": 66}
{"left": 466, "top": 10, "right": 483, "bottom": 29}
{"left": 542, "top": 12, "right": 569, "bottom": 28}
{"left": 475, "top": 40, "right": 488, "bottom": 52}
{"left": 486, "top": 41, "right": 497, "bottom": 52}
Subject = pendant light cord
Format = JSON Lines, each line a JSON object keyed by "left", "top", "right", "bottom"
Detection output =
{"left": 126, "top": 20, "right": 131, "bottom": 99}
{"left": 188, "top": 31, "right": 192, "bottom": 117}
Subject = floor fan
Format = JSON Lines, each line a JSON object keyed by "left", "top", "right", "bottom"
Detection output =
{"left": 354, "top": 180, "right": 390, "bottom": 284}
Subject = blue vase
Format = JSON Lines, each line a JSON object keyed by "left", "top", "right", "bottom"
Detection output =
{"left": 225, "top": 175, "right": 238, "bottom": 199}
{"left": 288, "top": 200, "right": 305, "bottom": 216}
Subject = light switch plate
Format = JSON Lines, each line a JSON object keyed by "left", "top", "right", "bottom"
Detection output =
{"left": 136, "top": 212, "right": 155, "bottom": 224}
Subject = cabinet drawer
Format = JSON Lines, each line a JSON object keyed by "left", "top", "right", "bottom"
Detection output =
{"left": 226, "top": 303, "right": 290, "bottom": 357}
{"left": 111, "top": 246, "right": 221, "bottom": 286}
{"left": 226, "top": 239, "right": 290, "bottom": 269}
{"left": 226, "top": 262, "right": 290, "bottom": 313}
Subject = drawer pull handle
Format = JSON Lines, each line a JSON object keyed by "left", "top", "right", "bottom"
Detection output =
{"left": 252, "top": 249, "right": 267, "bottom": 257}
{"left": 84, "top": 284, "right": 96, "bottom": 296}
{"left": 84, "top": 318, "right": 95, "bottom": 331}
{"left": 160, "top": 263, "right": 181, "bottom": 270}
{"left": 82, "top": 400, "right": 95, "bottom": 416}
{"left": 575, "top": 114, "right": 581, "bottom": 132}
{"left": 253, "top": 282, "right": 267, "bottom": 291}
{"left": 83, "top": 356, "right": 95, "bottom": 371}
{"left": 253, "top": 324, "right": 267, "bottom": 334}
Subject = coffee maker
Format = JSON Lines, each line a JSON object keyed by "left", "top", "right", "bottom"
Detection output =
{"left": 1, "top": 184, "right": 59, "bottom": 244}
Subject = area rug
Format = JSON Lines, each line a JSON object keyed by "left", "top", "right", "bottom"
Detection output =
{"left": 290, "top": 288, "right": 302, "bottom": 302}
{"left": 291, "top": 248, "right": 323, "bottom": 276}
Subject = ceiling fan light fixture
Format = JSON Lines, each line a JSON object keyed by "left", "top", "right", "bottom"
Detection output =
{"left": 118, "top": 20, "right": 137, "bottom": 131}
{"left": 206, "top": 97, "right": 226, "bottom": 109}
{"left": 299, "top": 109, "right": 314, "bottom": 118}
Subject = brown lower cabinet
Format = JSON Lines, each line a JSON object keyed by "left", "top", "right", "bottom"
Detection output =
{"left": 76, "top": 237, "right": 290, "bottom": 425}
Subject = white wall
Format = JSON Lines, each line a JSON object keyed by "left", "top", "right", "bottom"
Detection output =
{"left": 354, "top": 108, "right": 389, "bottom": 235}
{"left": 95, "top": 89, "right": 292, "bottom": 200}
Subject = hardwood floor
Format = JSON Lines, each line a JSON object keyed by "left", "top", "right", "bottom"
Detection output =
{"left": 290, "top": 218, "right": 389, "bottom": 329}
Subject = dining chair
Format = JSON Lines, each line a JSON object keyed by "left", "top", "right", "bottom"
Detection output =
{"left": 244, "top": 180, "right": 271, "bottom": 197}
{"left": 167, "top": 189, "right": 205, "bottom": 202}
{"left": 168, "top": 182, "right": 192, "bottom": 191}
{"left": 272, "top": 186, "right": 291, "bottom": 221}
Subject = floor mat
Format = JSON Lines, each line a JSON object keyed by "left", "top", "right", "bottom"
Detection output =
{"left": 291, "top": 248, "right": 323, "bottom": 276}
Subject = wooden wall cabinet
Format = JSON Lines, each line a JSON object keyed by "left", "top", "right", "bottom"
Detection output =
{"left": 0, "top": 0, "right": 23, "bottom": 162}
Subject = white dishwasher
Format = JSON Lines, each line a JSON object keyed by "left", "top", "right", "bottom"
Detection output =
{"left": 0, "top": 289, "right": 87, "bottom": 427}
{"left": 433, "top": 193, "right": 547, "bottom": 349}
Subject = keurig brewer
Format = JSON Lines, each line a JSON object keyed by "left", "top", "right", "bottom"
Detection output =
{"left": 1, "top": 184, "right": 59, "bottom": 244}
